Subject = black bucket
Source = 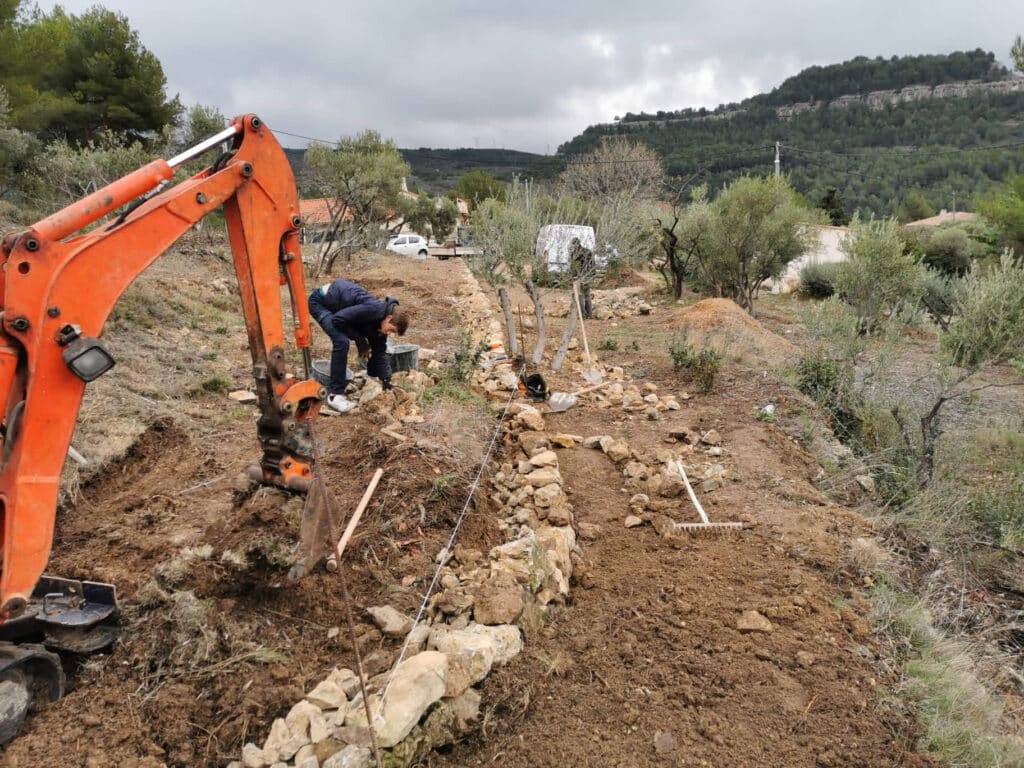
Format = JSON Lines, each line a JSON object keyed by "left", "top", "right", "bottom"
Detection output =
{"left": 311, "top": 359, "right": 354, "bottom": 387}
{"left": 386, "top": 343, "right": 420, "bottom": 373}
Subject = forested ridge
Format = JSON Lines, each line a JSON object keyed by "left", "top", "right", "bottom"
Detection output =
{"left": 556, "top": 50, "right": 1024, "bottom": 217}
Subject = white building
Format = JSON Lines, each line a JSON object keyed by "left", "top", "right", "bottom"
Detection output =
{"left": 768, "top": 224, "right": 850, "bottom": 294}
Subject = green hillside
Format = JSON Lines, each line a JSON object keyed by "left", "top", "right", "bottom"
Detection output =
{"left": 558, "top": 50, "right": 1024, "bottom": 217}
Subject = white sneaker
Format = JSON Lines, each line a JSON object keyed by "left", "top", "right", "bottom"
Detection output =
{"left": 326, "top": 393, "right": 355, "bottom": 414}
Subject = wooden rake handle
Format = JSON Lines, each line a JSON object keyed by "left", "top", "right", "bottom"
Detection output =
{"left": 326, "top": 467, "right": 384, "bottom": 572}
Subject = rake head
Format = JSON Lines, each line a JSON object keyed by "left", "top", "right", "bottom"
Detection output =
{"left": 672, "top": 521, "right": 745, "bottom": 536}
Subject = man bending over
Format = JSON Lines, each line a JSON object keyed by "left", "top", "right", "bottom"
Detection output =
{"left": 308, "top": 278, "right": 410, "bottom": 414}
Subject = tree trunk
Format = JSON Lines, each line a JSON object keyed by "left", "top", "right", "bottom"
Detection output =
{"left": 498, "top": 287, "right": 518, "bottom": 358}
{"left": 528, "top": 282, "right": 546, "bottom": 365}
{"left": 552, "top": 298, "right": 579, "bottom": 370}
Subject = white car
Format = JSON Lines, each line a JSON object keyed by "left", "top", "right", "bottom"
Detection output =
{"left": 386, "top": 234, "right": 429, "bottom": 259}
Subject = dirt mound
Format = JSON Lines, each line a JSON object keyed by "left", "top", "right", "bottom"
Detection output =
{"left": 675, "top": 298, "right": 801, "bottom": 369}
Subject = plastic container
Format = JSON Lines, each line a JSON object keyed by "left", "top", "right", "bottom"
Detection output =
{"left": 386, "top": 343, "right": 420, "bottom": 373}
{"left": 311, "top": 359, "right": 354, "bottom": 387}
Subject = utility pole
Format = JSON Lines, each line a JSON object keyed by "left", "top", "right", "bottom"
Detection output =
{"left": 774, "top": 141, "right": 781, "bottom": 177}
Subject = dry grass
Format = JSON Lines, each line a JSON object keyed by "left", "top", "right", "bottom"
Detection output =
{"left": 870, "top": 584, "right": 1024, "bottom": 766}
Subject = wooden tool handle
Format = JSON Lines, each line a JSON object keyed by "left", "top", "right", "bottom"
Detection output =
{"left": 326, "top": 467, "right": 384, "bottom": 571}
{"left": 570, "top": 380, "right": 613, "bottom": 397}
{"left": 572, "top": 281, "right": 592, "bottom": 368}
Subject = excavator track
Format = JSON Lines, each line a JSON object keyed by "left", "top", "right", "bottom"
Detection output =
{"left": 0, "top": 643, "right": 64, "bottom": 744}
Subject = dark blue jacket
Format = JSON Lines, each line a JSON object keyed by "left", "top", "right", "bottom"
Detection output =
{"left": 309, "top": 279, "right": 398, "bottom": 381}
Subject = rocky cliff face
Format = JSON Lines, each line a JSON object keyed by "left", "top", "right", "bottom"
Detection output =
{"left": 607, "top": 76, "right": 1024, "bottom": 129}
{"left": 774, "top": 77, "right": 1024, "bottom": 118}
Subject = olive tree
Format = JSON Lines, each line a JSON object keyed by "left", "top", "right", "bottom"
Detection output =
{"left": 694, "top": 175, "right": 817, "bottom": 315}
{"left": 302, "top": 130, "right": 410, "bottom": 273}
{"left": 834, "top": 215, "right": 928, "bottom": 329}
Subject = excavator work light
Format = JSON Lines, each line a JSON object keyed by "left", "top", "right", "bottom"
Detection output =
{"left": 62, "top": 337, "right": 115, "bottom": 382}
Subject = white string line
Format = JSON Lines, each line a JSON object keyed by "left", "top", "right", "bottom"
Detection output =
{"left": 378, "top": 367, "right": 524, "bottom": 706}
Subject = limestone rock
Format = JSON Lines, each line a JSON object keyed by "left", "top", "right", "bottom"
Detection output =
{"left": 303, "top": 679, "right": 348, "bottom": 716}
{"left": 549, "top": 433, "right": 578, "bottom": 448}
{"left": 366, "top": 605, "right": 414, "bottom": 639}
{"left": 528, "top": 450, "right": 558, "bottom": 468}
{"left": 241, "top": 743, "right": 269, "bottom": 768}
{"left": 545, "top": 503, "right": 572, "bottom": 526}
{"left": 489, "top": 532, "right": 550, "bottom": 592}
{"left": 446, "top": 688, "right": 482, "bottom": 732}
{"left": 737, "top": 610, "right": 774, "bottom": 634}
{"left": 473, "top": 574, "right": 525, "bottom": 625}
{"left": 517, "top": 432, "right": 551, "bottom": 456}
{"left": 533, "top": 483, "right": 565, "bottom": 509}
{"left": 521, "top": 466, "right": 563, "bottom": 487}
{"left": 344, "top": 652, "right": 448, "bottom": 748}
{"left": 263, "top": 717, "right": 307, "bottom": 762}
{"left": 583, "top": 435, "right": 608, "bottom": 449}
{"left": 429, "top": 624, "right": 523, "bottom": 684}
{"left": 598, "top": 436, "right": 630, "bottom": 463}
{"left": 624, "top": 515, "right": 643, "bottom": 528}
{"left": 228, "top": 389, "right": 258, "bottom": 404}
{"left": 514, "top": 408, "right": 545, "bottom": 432}
{"left": 321, "top": 745, "right": 372, "bottom": 768}
{"left": 623, "top": 461, "right": 648, "bottom": 479}
{"left": 701, "top": 429, "right": 722, "bottom": 445}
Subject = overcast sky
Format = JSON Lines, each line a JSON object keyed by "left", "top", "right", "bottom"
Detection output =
{"left": 41, "top": 1, "right": 1024, "bottom": 153}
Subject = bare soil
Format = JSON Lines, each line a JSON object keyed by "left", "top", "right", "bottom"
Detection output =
{"left": 2, "top": 250, "right": 940, "bottom": 768}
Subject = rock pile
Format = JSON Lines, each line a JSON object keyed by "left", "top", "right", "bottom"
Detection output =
{"left": 547, "top": 288, "right": 654, "bottom": 320}
{"left": 233, "top": 264, "right": 575, "bottom": 768}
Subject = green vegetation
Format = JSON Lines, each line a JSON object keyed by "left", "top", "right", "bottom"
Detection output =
{"left": 797, "top": 261, "right": 839, "bottom": 298}
{"left": 669, "top": 340, "right": 721, "bottom": 393}
{"left": 870, "top": 585, "right": 1024, "bottom": 767}
{"left": 596, "top": 337, "right": 618, "bottom": 351}
{"left": 0, "top": 2, "right": 180, "bottom": 142}
{"left": 558, "top": 51, "right": 1024, "bottom": 217}
{"left": 834, "top": 216, "right": 926, "bottom": 329}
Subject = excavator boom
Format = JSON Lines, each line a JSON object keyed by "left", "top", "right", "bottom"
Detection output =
{"left": 0, "top": 115, "right": 323, "bottom": 738}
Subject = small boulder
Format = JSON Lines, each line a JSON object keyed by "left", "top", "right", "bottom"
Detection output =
{"left": 473, "top": 573, "right": 525, "bottom": 626}
{"left": 737, "top": 610, "right": 773, "bottom": 634}
{"left": 366, "top": 605, "right": 414, "bottom": 639}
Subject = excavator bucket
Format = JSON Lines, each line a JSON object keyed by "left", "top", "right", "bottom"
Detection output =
{"left": 289, "top": 474, "right": 344, "bottom": 580}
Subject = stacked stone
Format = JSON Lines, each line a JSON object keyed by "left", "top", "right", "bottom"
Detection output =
{"left": 234, "top": 262, "right": 567, "bottom": 768}
{"left": 546, "top": 288, "right": 654, "bottom": 320}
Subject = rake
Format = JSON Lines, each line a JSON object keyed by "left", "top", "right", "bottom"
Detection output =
{"left": 670, "top": 460, "right": 744, "bottom": 535}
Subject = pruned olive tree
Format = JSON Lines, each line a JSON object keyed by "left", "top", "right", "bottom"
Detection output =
{"left": 302, "top": 130, "right": 410, "bottom": 274}
{"left": 693, "top": 175, "right": 818, "bottom": 315}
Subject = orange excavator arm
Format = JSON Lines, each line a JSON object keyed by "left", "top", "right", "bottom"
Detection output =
{"left": 0, "top": 114, "right": 323, "bottom": 622}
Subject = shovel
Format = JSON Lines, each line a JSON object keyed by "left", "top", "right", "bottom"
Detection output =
{"left": 572, "top": 281, "right": 603, "bottom": 386}
{"left": 548, "top": 380, "right": 613, "bottom": 413}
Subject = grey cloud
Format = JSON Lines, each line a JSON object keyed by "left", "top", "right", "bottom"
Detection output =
{"left": 40, "top": 1, "right": 1024, "bottom": 151}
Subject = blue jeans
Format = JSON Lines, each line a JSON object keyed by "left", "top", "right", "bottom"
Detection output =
{"left": 309, "top": 291, "right": 350, "bottom": 395}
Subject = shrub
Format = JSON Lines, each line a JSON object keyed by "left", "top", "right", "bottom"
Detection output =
{"left": 670, "top": 340, "right": 720, "bottom": 392}
{"left": 597, "top": 337, "right": 619, "bottom": 351}
{"left": 943, "top": 250, "right": 1024, "bottom": 368}
{"left": 447, "top": 332, "right": 487, "bottom": 382}
{"left": 835, "top": 216, "right": 927, "bottom": 328}
{"left": 798, "top": 261, "right": 840, "bottom": 298}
